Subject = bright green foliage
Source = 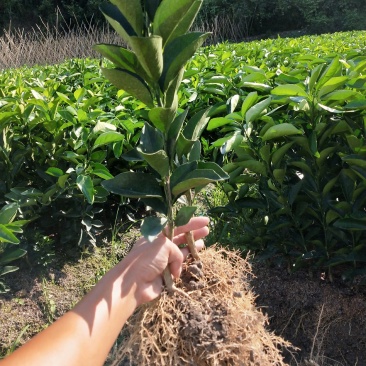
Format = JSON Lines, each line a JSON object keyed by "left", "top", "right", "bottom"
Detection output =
{"left": 1, "top": 30, "right": 366, "bottom": 278}
{"left": 0, "top": 203, "right": 27, "bottom": 293}
{"left": 199, "top": 33, "right": 366, "bottom": 280}
{"left": 0, "top": 59, "right": 141, "bottom": 247}
{"left": 96, "top": 0, "right": 228, "bottom": 240}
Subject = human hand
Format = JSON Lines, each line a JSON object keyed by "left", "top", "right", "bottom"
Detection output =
{"left": 121, "top": 217, "right": 209, "bottom": 305}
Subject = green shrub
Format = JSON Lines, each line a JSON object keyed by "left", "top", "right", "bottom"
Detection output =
{"left": 204, "top": 37, "right": 366, "bottom": 279}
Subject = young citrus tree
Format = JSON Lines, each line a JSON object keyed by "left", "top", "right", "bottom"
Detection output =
{"left": 94, "top": 0, "right": 228, "bottom": 290}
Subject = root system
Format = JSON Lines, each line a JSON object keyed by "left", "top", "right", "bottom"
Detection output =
{"left": 112, "top": 246, "right": 293, "bottom": 366}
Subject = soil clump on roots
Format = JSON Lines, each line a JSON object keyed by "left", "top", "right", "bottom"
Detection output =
{"left": 113, "top": 246, "right": 293, "bottom": 365}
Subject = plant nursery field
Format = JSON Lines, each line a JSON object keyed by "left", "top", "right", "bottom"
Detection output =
{"left": 1, "top": 30, "right": 366, "bottom": 365}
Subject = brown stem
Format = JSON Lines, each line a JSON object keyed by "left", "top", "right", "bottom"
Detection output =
{"left": 163, "top": 176, "right": 175, "bottom": 293}
{"left": 186, "top": 230, "right": 200, "bottom": 261}
{"left": 185, "top": 190, "right": 200, "bottom": 262}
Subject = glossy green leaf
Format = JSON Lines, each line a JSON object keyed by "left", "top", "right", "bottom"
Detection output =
{"left": 154, "top": 0, "right": 202, "bottom": 46}
{"left": 101, "top": 68, "right": 153, "bottom": 106}
{"left": 317, "top": 76, "right": 348, "bottom": 98}
{"left": 262, "top": 123, "right": 302, "bottom": 141}
{"left": 0, "top": 248, "right": 26, "bottom": 265}
{"left": 320, "top": 89, "right": 359, "bottom": 101}
{"left": 137, "top": 149, "right": 170, "bottom": 177}
{"left": 245, "top": 97, "right": 271, "bottom": 123}
{"left": 102, "top": 172, "right": 163, "bottom": 198}
{"left": 93, "top": 131, "right": 124, "bottom": 149}
{"left": 271, "top": 84, "right": 308, "bottom": 98}
{"left": 76, "top": 175, "right": 94, "bottom": 204}
{"left": 167, "top": 109, "right": 189, "bottom": 158}
{"left": 0, "top": 203, "right": 18, "bottom": 225}
{"left": 141, "top": 216, "right": 167, "bottom": 242}
{"left": 100, "top": 2, "right": 137, "bottom": 43}
{"left": 271, "top": 142, "right": 295, "bottom": 168}
{"left": 183, "top": 108, "right": 211, "bottom": 141}
{"left": 207, "top": 117, "right": 234, "bottom": 131}
{"left": 333, "top": 218, "right": 366, "bottom": 231}
{"left": 241, "top": 91, "right": 258, "bottom": 117}
{"left": 92, "top": 163, "right": 114, "bottom": 180}
{"left": 93, "top": 44, "right": 140, "bottom": 74}
{"left": 0, "top": 225, "right": 19, "bottom": 244}
{"left": 139, "top": 123, "right": 164, "bottom": 153}
{"left": 129, "top": 36, "right": 163, "bottom": 81}
{"left": 110, "top": 0, "right": 143, "bottom": 35}
{"left": 46, "top": 167, "right": 65, "bottom": 177}
{"left": 0, "top": 266, "right": 18, "bottom": 276}
{"left": 161, "top": 32, "right": 210, "bottom": 91}
{"left": 175, "top": 206, "right": 197, "bottom": 226}
{"left": 171, "top": 169, "right": 225, "bottom": 197}
{"left": 148, "top": 105, "right": 177, "bottom": 133}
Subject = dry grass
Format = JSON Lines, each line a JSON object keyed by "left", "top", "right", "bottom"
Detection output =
{"left": 0, "top": 17, "right": 122, "bottom": 70}
{"left": 0, "top": 13, "right": 250, "bottom": 70}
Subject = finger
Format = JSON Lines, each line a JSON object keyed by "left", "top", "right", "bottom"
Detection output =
{"left": 173, "top": 226, "right": 209, "bottom": 245}
{"left": 174, "top": 217, "right": 210, "bottom": 236}
{"left": 181, "top": 239, "right": 205, "bottom": 259}
{"left": 167, "top": 242, "right": 184, "bottom": 278}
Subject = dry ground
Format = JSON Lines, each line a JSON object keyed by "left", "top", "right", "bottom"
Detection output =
{"left": 0, "top": 237, "right": 365, "bottom": 365}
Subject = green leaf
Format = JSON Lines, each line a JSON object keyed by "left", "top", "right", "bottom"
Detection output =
{"left": 320, "top": 89, "right": 359, "bottom": 101}
{"left": 153, "top": 0, "right": 202, "bottom": 46}
{"left": 342, "top": 155, "right": 366, "bottom": 169}
{"left": 245, "top": 97, "right": 271, "bottom": 123}
{"left": 129, "top": 36, "right": 163, "bottom": 81}
{"left": 308, "top": 63, "right": 324, "bottom": 91}
{"left": 0, "top": 266, "right": 18, "bottom": 276}
{"left": 207, "top": 117, "right": 234, "bottom": 131}
{"left": 149, "top": 105, "right": 177, "bottom": 133}
{"left": 138, "top": 123, "right": 164, "bottom": 153}
{"left": 100, "top": 2, "right": 137, "bottom": 43}
{"left": 175, "top": 206, "right": 197, "bottom": 226}
{"left": 92, "top": 163, "right": 114, "bottom": 180}
{"left": 0, "top": 225, "right": 19, "bottom": 244}
{"left": 333, "top": 218, "right": 366, "bottom": 231}
{"left": 186, "top": 140, "right": 200, "bottom": 162}
{"left": 171, "top": 165, "right": 228, "bottom": 197}
{"left": 316, "top": 56, "right": 341, "bottom": 90}
{"left": 271, "top": 84, "right": 308, "bottom": 98}
{"left": 76, "top": 175, "right": 94, "bottom": 204}
{"left": 161, "top": 32, "right": 210, "bottom": 91}
{"left": 46, "top": 167, "right": 65, "bottom": 177}
{"left": 183, "top": 107, "right": 211, "bottom": 141}
{"left": 226, "top": 94, "right": 240, "bottom": 114}
{"left": 167, "top": 109, "right": 189, "bottom": 158}
{"left": 262, "top": 123, "right": 302, "bottom": 141}
{"left": 0, "top": 204, "right": 18, "bottom": 225}
{"left": 241, "top": 91, "right": 258, "bottom": 117}
{"left": 93, "top": 44, "right": 142, "bottom": 75}
{"left": 141, "top": 216, "right": 167, "bottom": 242}
{"left": 170, "top": 161, "right": 197, "bottom": 188}
{"left": 137, "top": 148, "right": 170, "bottom": 177}
{"left": 93, "top": 131, "right": 124, "bottom": 149}
{"left": 101, "top": 68, "right": 153, "bottom": 107}
{"left": 141, "top": 198, "right": 167, "bottom": 215}
{"left": 317, "top": 76, "right": 348, "bottom": 98}
{"left": 102, "top": 172, "right": 163, "bottom": 198}
{"left": 235, "top": 160, "right": 266, "bottom": 175}
{"left": 0, "top": 248, "right": 27, "bottom": 265}
{"left": 109, "top": 0, "right": 143, "bottom": 35}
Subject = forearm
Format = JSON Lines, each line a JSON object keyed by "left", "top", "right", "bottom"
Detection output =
{"left": 2, "top": 261, "right": 138, "bottom": 366}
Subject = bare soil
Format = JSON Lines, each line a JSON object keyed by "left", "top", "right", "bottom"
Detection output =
{"left": 1, "top": 242, "right": 365, "bottom": 365}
